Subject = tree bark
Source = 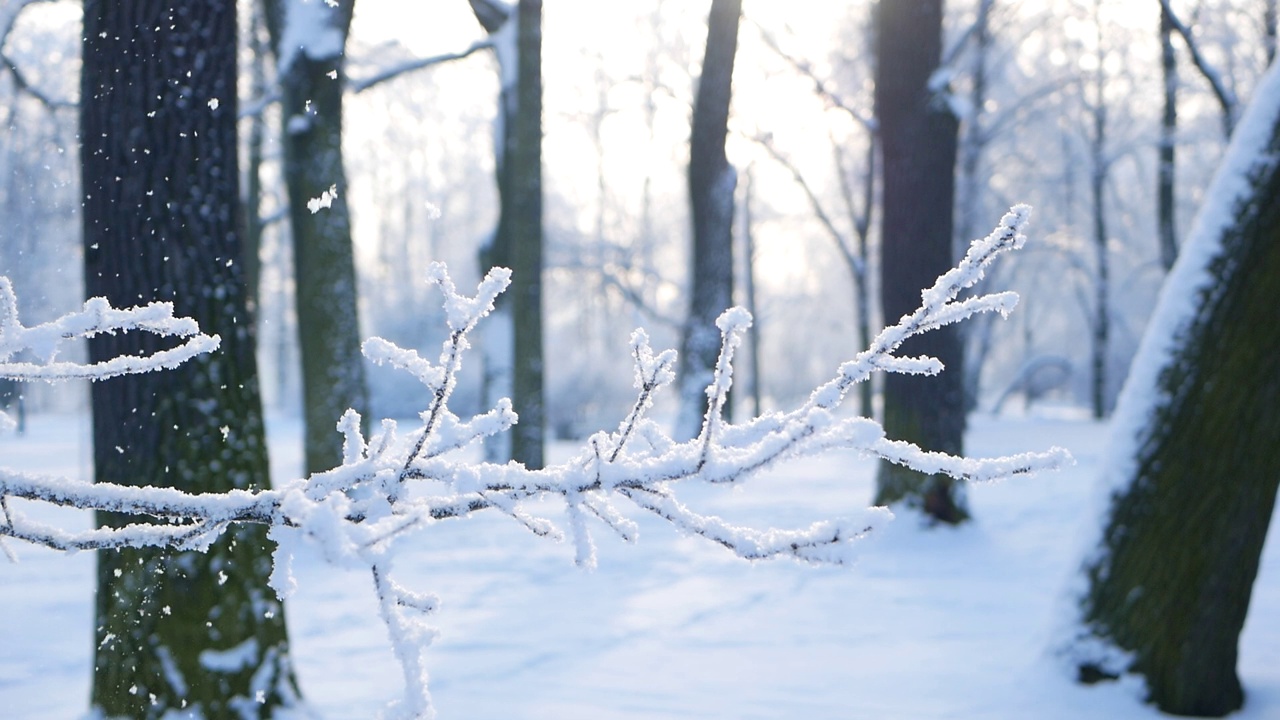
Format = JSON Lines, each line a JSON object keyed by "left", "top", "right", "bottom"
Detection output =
{"left": 80, "top": 1, "right": 297, "bottom": 715}
{"left": 677, "top": 0, "right": 741, "bottom": 440}
{"left": 1089, "top": 14, "right": 1111, "bottom": 420}
{"left": 1268, "top": 0, "right": 1278, "bottom": 66}
{"left": 508, "top": 0, "right": 545, "bottom": 468}
{"left": 1078, "top": 63, "right": 1280, "bottom": 718}
{"left": 470, "top": 0, "right": 545, "bottom": 468}
{"left": 1158, "top": 2, "right": 1178, "bottom": 271}
{"left": 957, "top": 0, "right": 994, "bottom": 413}
{"left": 244, "top": 0, "right": 269, "bottom": 316}
{"left": 872, "top": 0, "right": 967, "bottom": 523}
{"left": 263, "top": 0, "right": 370, "bottom": 477}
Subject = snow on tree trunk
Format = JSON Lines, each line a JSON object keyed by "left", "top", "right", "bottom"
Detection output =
{"left": 80, "top": 1, "right": 298, "bottom": 715}
{"left": 1075, "top": 60, "right": 1280, "bottom": 718}
{"left": 263, "top": 0, "right": 370, "bottom": 477}
{"left": 872, "top": 0, "right": 967, "bottom": 523}
{"left": 677, "top": 0, "right": 741, "bottom": 441}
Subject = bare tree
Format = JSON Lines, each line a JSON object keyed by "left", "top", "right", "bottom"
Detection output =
{"left": 468, "top": 0, "right": 546, "bottom": 468}
{"left": 79, "top": 0, "right": 297, "bottom": 713}
{"left": 262, "top": 0, "right": 371, "bottom": 476}
{"left": 676, "top": 0, "right": 743, "bottom": 439}
{"left": 873, "top": 0, "right": 967, "bottom": 523}
{"left": 751, "top": 15, "right": 878, "bottom": 419}
{"left": 1158, "top": 0, "right": 1179, "bottom": 271}
{"left": 1086, "top": 6, "right": 1112, "bottom": 421}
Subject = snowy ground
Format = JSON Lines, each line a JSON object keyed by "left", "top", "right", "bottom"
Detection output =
{"left": 2, "top": 411, "right": 1278, "bottom": 719}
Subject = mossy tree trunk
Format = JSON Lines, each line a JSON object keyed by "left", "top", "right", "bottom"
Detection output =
{"left": 676, "top": 0, "right": 741, "bottom": 440}
{"left": 81, "top": 1, "right": 298, "bottom": 715}
{"left": 1079, "top": 66, "right": 1280, "bottom": 717}
{"left": 872, "top": 0, "right": 967, "bottom": 523}
{"left": 263, "top": 0, "right": 370, "bottom": 477}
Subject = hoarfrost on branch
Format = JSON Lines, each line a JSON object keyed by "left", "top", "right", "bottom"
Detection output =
{"left": 0, "top": 206, "right": 1069, "bottom": 718}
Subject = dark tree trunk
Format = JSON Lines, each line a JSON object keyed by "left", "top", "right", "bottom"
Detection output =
{"left": 1078, "top": 68, "right": 1280, "bottom": 718}
{"left": 469, "top": 0, "right": 545, "bottom": 469}
{"left": 1089, "top": 16, "right": 1111, "bottom": 421}
{"left": 677, "top": 0, "right": 741, "bottom": 439}
{"left": 1158, "top": 2, "right": 1178, "bottom": 271}
{"left": 872, "top": 0, "right": 967, "bottom": 523}
{"left": 1089, "top": 117, "right": 1110, "bottom": 421}
{"left": 1268, "top": 0, "right": 1278, "bottom": 66}
{"left": 508, "top": 0, "right": 545, "bottom": 468}
{"left": 80, "top": 1, "right": 297, "bottom": 715}
{"left": 263, "top": 0, "right": 369, "bottom": 477}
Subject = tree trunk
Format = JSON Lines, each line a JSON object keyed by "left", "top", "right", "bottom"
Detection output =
{"left": 1090, "top": 120, "right": 1110, "bottom": 420}
{"left": 263, "top": 0, "right": 370, "bottom": 477}
{"left": 1089, "top": 14, "right": 1111, "bottom": 420}
{"left": 80, "top": 1, "right": 297, "bottom": 715}
{"left": 244, "top": 0, "right": 269, "bottom": 316}
{"left": 834, "top": 131, "right": 877, "bottom": 420}
{"left": 508, "top": 0, "right": 545, "bottom": 468}
{"left": 1077, "top": 62, "right": 1280, "bottom": 718}
{"left": 742, "top": 166, "right": 762, "bottom": 418}
{"left": 957, "top": 0, "right": 994, "bottom": 413}
{"left": 676, "top": 0, "right": 741, "bottom": 440}
{"left": 1158, "top": 2, "right": 1178, "bottom": 271}
{"left": 1268, "top": 0, "right": 1278, "bottom": 66}
{"left": 470, "top": 0, "right": 545, "bottom": 469}
{"left": 872, "top": 0, "right": 967, "bottom": 523}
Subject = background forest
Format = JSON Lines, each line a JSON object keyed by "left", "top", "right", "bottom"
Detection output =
{"left": 3, "top": 0, "right": 1269, "bottom": 431}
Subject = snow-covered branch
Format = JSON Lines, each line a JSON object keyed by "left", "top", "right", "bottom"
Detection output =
{"left": 0, "top": 276, "right": 220, "bottom": 414}
{"left": 350, "top": 38, "right": 494, "bottom": 95}
{"left": 0, "top": 208, "right": 1070, "bottom": 718}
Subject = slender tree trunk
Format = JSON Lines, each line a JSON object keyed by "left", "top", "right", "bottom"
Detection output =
{"left": 956, "top": 0, "right": 992, "bottom": 253}
{"left": 1158, "top": 2, "right": 1179, "bottom": 271}
{"left": 81, "top": 1, "right": 297, "bottom": 715}
{"left": 742, "top": 166, "right": 762, "bottom": 418}
{"left": 834, "top": 131, "right": 877, "bottom": 420}
{"left": 263, "top": 0, "right": 369, "bottom": 476}
{"left": 677, "top": 0, "right": 742, "bottom": 439}
{"left": 470, "top": 0, "right": 545, "bottom": 468}
{"left": 958, "top": 0, "right": 994, "bottom": 412}
{"left": 1078, "top": 63, "right": 1280, "bottom": 717}
{"left": 244, "top": 0, "right": 269, "bottom": 315}
{"left": 1090, "top": 153, "right": 1110, "bottom": 419}
{"left": 472, "top": 0, "right": 514, "bottom": 464}
{"left": 872, "top": 0, "right": 967, "bottom": 523}
{"left": 508, "top": 0, "right": 544, "bottom": 467}
{"left": 1089, "top": 19, "right": 1111, "bottom": 420}
{"left": 1268, "top": 0, "right": 1277, "bottom": 66}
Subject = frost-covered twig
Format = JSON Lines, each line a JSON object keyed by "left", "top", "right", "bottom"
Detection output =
{"left": 0, "top": 277, "right": 221, "bottom": 384}
{"left": 0, "top": 209, "right": 1070, "bottom": 718}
